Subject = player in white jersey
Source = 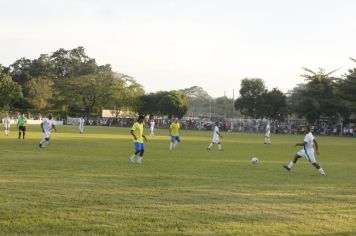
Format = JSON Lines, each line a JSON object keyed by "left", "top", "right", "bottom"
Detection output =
{"left": 79, "top": 117, "right": 85, "bottom": 134}
{"left": 283, "top": 126, "right": 325, "bottom": 175}
{"left": 149, "top": 119, "right": 155, "bottom": 136}
{"left": 39, "top": 113, "right": 56, "bottom": 148}
{"left": 3, "top": 114, "right": 11, "bottom": 136}
{"left": 207, "top": 122, "right": 223, "bottom": 151}
{"left": 264, "top": 122, "right": 271, "bottom": 144}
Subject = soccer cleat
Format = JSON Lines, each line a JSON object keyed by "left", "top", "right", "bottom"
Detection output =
{"left": 39, "top": 143, "right": 42, "bottom": 148}
{"left": 283, "top": 165, "right": 291, "bottom": 171}
{"left": 130, "top": 156, "right": 136, "bottom": 163}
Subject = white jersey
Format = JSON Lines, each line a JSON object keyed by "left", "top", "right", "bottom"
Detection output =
{"left": 3, "top": 117, "right": 11, "bottom": 127}
{"left": 42, "top": 118, "right": 53, "bottom": 132}
{"left": 150, "top": 121, "right": 155, "bottom": 130}
{"left": 304, "top": 132, "right": 315, "bottom": 150}
{"left": 213, "top": 125, "right": 220, "bottom": 142}
{"left": 265, "top": 124, "right": 271, "bottom": 137}
{"left": 79, "top": 118, "right": 85, "bottom": 127}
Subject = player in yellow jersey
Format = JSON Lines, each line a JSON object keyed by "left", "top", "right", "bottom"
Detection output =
{"left": 130, "top": 115, "right": 147, "bottom": 164}
{"left": 169, "top": 118, "right": 181, "bottom": 150}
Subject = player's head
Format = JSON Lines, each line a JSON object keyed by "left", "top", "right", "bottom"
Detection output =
{"left": 215, "top": 121, "right": 219, "bottom": 126}
{"left": 137, "top": 115, "right": 145, "bottom": 123}
{"left": 174, "top": 118, "right": 179, "bottom": 123}
{"left": 48, "top": 113, "right": 53, "bottom": 120}
{"left": 305, "top": 125, "right": 311, "bottom": 133}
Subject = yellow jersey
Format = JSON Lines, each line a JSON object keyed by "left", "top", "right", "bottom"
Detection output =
{"left": 131, "top": 122, "right": 144, "bottom": 143}
{"left": 170, "top": 122, "right": 180, "bottom": 136}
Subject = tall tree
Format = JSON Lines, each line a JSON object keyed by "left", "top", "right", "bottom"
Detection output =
{"left": 138, "top": 91, "right": 188, "bottom": 118}
{"left": 260, "top": 88, "right": 288, "bottom": 120}
{"left": 289, "top": 68, "right": 340, "bottom": 123}
{"left": 25, "top": 77, "right": 54, "bottom": 111}
{"left": 338, "top": 58, "right": 356, "bottom": 115}
{"left": 0, "top": 68, "right": 23, "bottom": 110}
{"left": 234, "top": 78, "right": 266, "bottom": 118}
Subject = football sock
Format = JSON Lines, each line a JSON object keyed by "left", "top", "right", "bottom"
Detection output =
{"left": 218, "top": 144, "right": 222, "bottom": 150}
{"left": 131, "top": 155, "right": 137, "bottom": 163}
{"left": 287, "top": 161, "right": 295, "bottom": 169}
{"left": 208, "top": 143, "right": 212, "bottom": 149}
{"left": 169, "top": 142, "right": 173, "bottom": 150}
{"left": 137, "top": 156, "right": 143, "bottom": 164}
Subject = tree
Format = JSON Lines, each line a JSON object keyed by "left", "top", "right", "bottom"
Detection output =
{"left": 25, "top": 77, "right": 54, "bottom": 111}
{"left": 234, "top": 78, "right": 266, "bottom": 118}
{"left": 289, "top": 68, "right": 341, "bottom": 123}
{"left": 260, "top": 88, "right": 287, "bottom": 120}
{"left": 0, "top": 68, "right": 23, "bottom": 110}
{"left": 138, "top": 91, "right": 188, "bottom": 118}
{"left": 338, "top": 58, "right": 356, "bottom": 115}
{"left": 179, "top": 86, "right": 212, "bottom": 117}
{"left": 109, "top": 73, "right": 144, "bottom": 117}
{"left": 60, "top": 70, "right": 116, "bottom": 117}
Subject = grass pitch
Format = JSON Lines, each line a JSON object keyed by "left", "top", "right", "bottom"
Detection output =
{"left": 0, "top": 125, "right": 355, "bottom": 235}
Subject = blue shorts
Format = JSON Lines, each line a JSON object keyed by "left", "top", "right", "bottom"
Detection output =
{"left": 171, "top": 136, "right": 180, "bottom": 142}
{"left": 134, "top": 142, "right": 144, "bottom": 152}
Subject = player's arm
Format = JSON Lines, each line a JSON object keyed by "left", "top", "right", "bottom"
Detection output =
{"left": 295, "top": 142, "right": 305, "bottom": 147}
{"left": 52, "top": 124, "right": 57, "bottom": 132}
{"left": 142, "top": 134, "right": 147, "bottom": 141}
{"left": 313, "top": 139, "right": 319, "bottom": 155}
{"left": 130, "top": 129, "right": 137, "bottom": 140}
{"left": 40, "top": 122, "right": 44, "bottom": 133}
{"left": 217, "top": 131, "right": 223, "bottom": 138}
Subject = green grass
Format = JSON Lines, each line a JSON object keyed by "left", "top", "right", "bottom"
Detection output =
{"left": 0, "top": 125, "right": 355, "bottom": 235}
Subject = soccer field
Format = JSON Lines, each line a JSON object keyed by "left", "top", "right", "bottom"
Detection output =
{"left": 0, "top": 126, "right": 355, "bottom": 235}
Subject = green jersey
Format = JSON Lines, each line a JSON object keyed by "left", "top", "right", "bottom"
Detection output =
{"left": 18, "top": 117, "right": 27, "bottom": 126}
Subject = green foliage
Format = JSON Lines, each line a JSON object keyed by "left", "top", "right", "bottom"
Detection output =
{"left": 338, "top": 59, "right": 356, "bottom": 115}
{"left": 234, "top": 78, "right": 266, "bottom": 118}
{"left": 0, "top": 68, "right": 23, "bottom": 110}
{"left": 25, "top": 77, "right": 54, "bottom": 111}
{"left": 260, "top": 88, "right": 288, "bottom": 121}
{"left": 289, "top": 68, "right": 342, "bottom": 123}
{"left": 139, "top": 91, "right": 188, "bottom": 118}
{"left": 234, "top": 79, "right": 287, "bottom": 120}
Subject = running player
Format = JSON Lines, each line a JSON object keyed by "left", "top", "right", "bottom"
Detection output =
{"left": 283, "top": 126, "right": 325, "bottom": 175}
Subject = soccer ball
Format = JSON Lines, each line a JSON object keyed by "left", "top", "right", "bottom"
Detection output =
{"left": 251, "top": 157, "right": 259, "bottom": 164}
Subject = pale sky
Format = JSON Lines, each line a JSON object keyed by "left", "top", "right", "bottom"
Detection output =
{"left": 1, "top": 0, "right": 355, "bottom": 98}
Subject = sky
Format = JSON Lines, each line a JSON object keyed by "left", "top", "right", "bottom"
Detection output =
{"left": 0, "top": 0, "right": 355, "bottom": 98}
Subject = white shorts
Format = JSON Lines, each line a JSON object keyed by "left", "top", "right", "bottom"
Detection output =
{"left": 4, "top": 125, "right": 10, "bottom": 130}
{"left": 297, "top": 149, "right": 316, "bottom": 164}
{"left": 43, "top": 131, "right": 51, "bottom": 139}
{"left": 212, "top": 137, "right": 220, "bottom": 144}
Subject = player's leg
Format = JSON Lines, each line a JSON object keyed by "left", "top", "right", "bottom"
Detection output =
{"left": 169, "top": 136, "right": 174, "bottom": 150}
{"left": 131, "top": 142, "right": 140, "bottom": 163}
{"left": 218, "top": 142, "right": 222, "bottom": 150}
{"left": 18, "top": 127, "right": 22, "bottom": 139}
{"left": 264, "top": 135, "right": 267, "bottom": 144}
{"left": 284, "top": 150, "right": 304, "bottom": 171}
{"left": 307, "top": 151, "right": 326, "bottom": 175}
{"left": 173, "top": 136, "right": 180, "bottom": 149}
{"left": 22, "top": 127, "right": 26, "bottom": 139}
{"left": 207, "top": 142, "right": 213, "bottom": 150}
{"left": 137, "top": 143, "right": 144, "bottom": 164}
